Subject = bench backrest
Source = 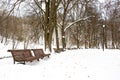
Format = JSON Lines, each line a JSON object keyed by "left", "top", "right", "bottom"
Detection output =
{"left": 8, "top": 49, "right": 33, "bottom": 61}
{"left": 8, "top": 50, "right": 25, "bottom": 62}
{"left": 23, "top": 50, "right": 33, "bottom": 58}
{"left": 32, "top": 49, "right": 44, "bottom": 57}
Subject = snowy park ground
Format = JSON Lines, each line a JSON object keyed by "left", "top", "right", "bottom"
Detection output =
{"left": 0, "top": 43, "right": 120, "bottom": 80}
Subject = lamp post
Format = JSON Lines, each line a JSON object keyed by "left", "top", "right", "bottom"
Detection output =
{"left": 103, "top": 25, "right": 105, "bottom": 51}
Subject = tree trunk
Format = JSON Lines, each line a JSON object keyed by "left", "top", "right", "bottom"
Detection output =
{"left": 62, "top": 27, "right": 66, "bottom": 49}
{"left": 44, "top": 0, "right": 50, "bottom": 50}
{"left": 55, "top": 19, "right": 59, "bottom": 50}
{"left": 76, "top": 24, "right": 79, "bottom": 48}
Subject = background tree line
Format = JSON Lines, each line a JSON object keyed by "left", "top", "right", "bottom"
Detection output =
{"left": 0, "top": 0, "right": 120, "bottom": 51}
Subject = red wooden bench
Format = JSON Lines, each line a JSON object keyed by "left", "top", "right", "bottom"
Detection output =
{"left": 31, "top": 49, "right": 51, "bottom": 60}
{"left": 8, "top": 49, "right": 38, "bottom": 64}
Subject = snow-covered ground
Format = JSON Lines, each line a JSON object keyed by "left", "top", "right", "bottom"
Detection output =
{"left": 0, "top": 43, "right": 120, "bottom": 80}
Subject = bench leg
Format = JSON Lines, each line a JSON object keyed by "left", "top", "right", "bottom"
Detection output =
{"left": 23, "top": 61, "right": 25, "bottom": 64}
{"left": 37, "top": 59, "right": 39, "bottom": 61}
{"left": 46, "top": 55, "right": 50, "bottom": 58}
{"left": 14, "top": 60, "right": 15, "bottom": 64}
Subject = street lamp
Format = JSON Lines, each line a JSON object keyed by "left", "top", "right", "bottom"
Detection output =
{"left": 103, "top": 25, "right": 105, "bottom": 51}
{"left": 103, "top": 25, "right": 105, "bottom": 28}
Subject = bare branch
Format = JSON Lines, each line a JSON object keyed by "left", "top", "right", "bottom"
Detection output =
{"left": 64, "top": 16, "right": 95, "bottom": 31}
{"left": 0, "top": 0, "right": 23, "bottom": 23}
{"left": 34, "top": 0, "right": 45, "bottom": 14}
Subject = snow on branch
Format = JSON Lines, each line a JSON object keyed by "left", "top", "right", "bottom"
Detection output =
{"left": 64, "top": 16, "right": 95, "bottom": 31}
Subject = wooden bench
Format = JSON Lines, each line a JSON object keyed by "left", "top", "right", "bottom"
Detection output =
{"left": 31, "top": 49, "right": 51, "bottom": 60}
{"left": 8, "top": 49, "right": 38, "bottom": 64}
{"left": 53, "top": 48, "right": 65, "bottom": 53}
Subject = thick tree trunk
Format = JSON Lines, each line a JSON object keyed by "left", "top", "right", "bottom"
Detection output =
{"left": 44, "top": 0, "right": 50, "bottom": 50}
{"left": 44, "top": 0, "right": 59, "bottom": 52}
{"left": 62, "top": 27, "right": 66, "bottom": 49}
{"left": 55, "top": 19, "right": 59, "bottom": 50}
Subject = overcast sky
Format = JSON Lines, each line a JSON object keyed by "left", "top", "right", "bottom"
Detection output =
{"left": 99, "top": 0, "right": 105, "bottom": 3}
